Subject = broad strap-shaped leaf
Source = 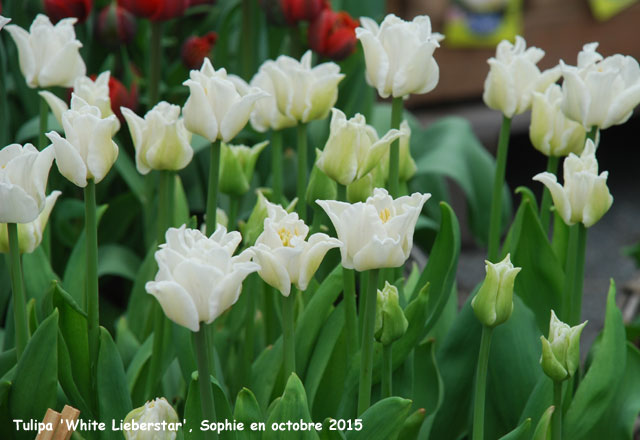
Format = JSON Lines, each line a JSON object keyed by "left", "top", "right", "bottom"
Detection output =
{"left": 345, "top": 397, "right": 412, "bottom": 440}
{"left": 184, "top": 371, "right": 236, "bottom": 440}
{"left": 234, "top": 388, "right": 263, "bottom": 440}
{"left": 498, "top": 418, "right": 531, "bottom": 440}
{"left": 412, "top": 339, "right": 444, "bottom": 440}
{"left": 265, "top": 373, "right": 318, "bottom": 440}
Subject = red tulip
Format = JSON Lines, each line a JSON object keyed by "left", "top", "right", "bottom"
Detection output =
{"left": 181, "top": 32, "right": 217, "bottom": 70}
{"left": 260, "top": 0, "right": 328, "bottom": 26}
{"left": 308, "top": 9, "right": 358, "bottom": 61}
{"left": 45, "top": 0, "right": 93, "bottom": 24}
{"left": 96, "top": 4, "right": 137, "bottom": 48}
{"left": 109, "top": 76, "right": 138, "bottom": 122}
{"left": 118, "top": 0, "right": 188, "bottom": 21}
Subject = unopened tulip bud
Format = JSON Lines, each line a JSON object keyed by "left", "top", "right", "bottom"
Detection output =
{"left": 471, "top": 254, "right": 521, "bottom": 328}
{"left": 540, "top": 310, "right": 587, "bottom": 382}
{"left": 219, "top": 141, "right": 268, "bottom": 196}
{"left": 123, "top": 397, "right": 180, "bottom": 440}
{"left": 306, "top": 149, "right": 337, "bottom": 205}
{"left": 380, "top": 120, "right": 417, "bottom": 182}
{"left": 96, "top": 3, "right": 136, "bottom": 49}
{"left": 346, "top": 164, "right": 384, "bottom": 203}
{"left": 45, "top": 0, "right": 92, "bottom": 24}
{"left": 375, "top": 281, "right": 408, "bottom": 345}
{"left": 181, "top": 32, "right": 218, "bottom": 71}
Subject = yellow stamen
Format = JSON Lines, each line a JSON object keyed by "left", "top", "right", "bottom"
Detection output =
{"left": 278, "top": 228, "right": 294, "bottom": 247}
{"left": 379, "top": 208, "right": 391, "bottom": 224}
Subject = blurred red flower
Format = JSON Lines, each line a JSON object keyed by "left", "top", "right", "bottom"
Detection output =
{"left": 260, "top": 0, "right": 328, "bottom": 26}
{"left": 109, "top": 76, "right": 138, "bottom": 122}
{"left": 181, "top": 32, "right": 217, "bottom": 70}
{"left": 118, "top": 0, "right": 187, "bottom": 21}
{"left": 96, "top": 3, "right": 137, "bottom": 48}
{"left": 308, "top": 8, "right": 358, "bottom": 61}
{"left": 45, "top": 0, "right": 93, "bottom": 24}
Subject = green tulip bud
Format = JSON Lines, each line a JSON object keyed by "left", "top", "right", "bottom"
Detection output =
{"left": 540, "top": 310, "right": 587, "bottom": 382}
{"left": 240, "top": 190, "right": 296, "bottom": 247}
{"left": 471, "top": 254, "right": 521, "bottom": 328}
{"left": 219, "top": 140, "right": 268, "bottom": 196}
{"left": 374, "top": 281, "right": 409, "bottom": 346}
{"left": 306, "top": 149, "right": 337, "bottom": 205}
{"left": 346, "top": 164, "right": 384, "bottom": 203}
{"left": 123, "top": 397, "right": 179, "bottom": 440}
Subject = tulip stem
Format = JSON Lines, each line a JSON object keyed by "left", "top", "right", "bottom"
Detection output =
{"left": 472, "top": 325, "right": 493, "bottom": 440}
{"left": 358, "top": 268, "right": 379, "bottom": 415}
{"left": 539, "top": 155, "right": 559, "bottom": 235}
{"left": 487, "top": 116, "right": 512, "bottom": 262}
{"left": 194, "top": 327, "right": 218, "bottom": 440}
{"left": 242, "top": 276, "right": 257, "bottom": 387}
{"left": 282, "top": 290, "right": 296, "bottom": 378}
{"left": 552, "top": 381, "right": 563, "bottom": 440}
{"left": 359, "top": 271, "right": 369, "bottom": 336}
{"left": 228, "top": 197, "right": 240, "bottom": 231}
{"left": 38, "top": 94, "right": 48, "bottom": 150}
{"left": 271, "top": 130, "right": 283, "bottom": 204}
{"left": 388, "top": 97, "right": 404, "bottom": 197}
{"left": 8, "top": 223, "right": 28, "bottom": 359}
{"left": 85, "top": 179, "right": 100, "bottom": 384}
{"left": 343, "top": 268, "right": 358, "bottom": 359}
{"left": 296, "top": 123, "right": 308, "bottom": 221}
{"left": 148, "top": 21, "right": 162, "bottom": 107}
{"left": 337, "top": 183, "right": 347, "bottom": 202}
{"left": 587, "top": 126, "right": 598, "bottom": 143}
{"left": 381, "top": 344, "right": 393, "bottom": 398}
{"left": 563, "top": 224, "right": 587, "bottom": 325}
{"left": 206, "top": 141, "right": 221, "bottom": 236}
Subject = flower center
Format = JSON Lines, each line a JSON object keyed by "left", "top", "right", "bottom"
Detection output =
{"left": 278, "top": 227, "right": 297, "bottom": 247}
{"left": 379, "top": 208, "right": 391, "bottom": 224}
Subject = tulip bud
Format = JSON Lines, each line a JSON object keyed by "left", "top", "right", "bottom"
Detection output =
{"left": 533, "top": 139, "right": 613, "bottom": 228}
{"left": 346, "top": 164, "right": 384, "bottom": 203}
{"left": 45, "top": 0, "right": 92, "bottom": 24}
{"left": 123, "top": 397, "right": 180, "bottom": 440}
{"left": 306, "top": 149, "right": 337, "bottom": 205}
{"left": 219, "top": 141, "right": 268, "bottom": 196}
{"left": 240, "top": 191, "right": 297, "bottom": 247}
{"left": 540, "top": 310, "right": 587, "bottom": 382}
{"left": 380, "top": 120, "right": 417, "bottom": 182}
{"left": 0, "top": 191, "right": 61, "bottom": 254}
{"left": 374, "top": 281, "right": 408, "bottom": 345}
{"left": 471, "top": 254, "right": 521, "bottom": 328}
{"left": 308, "top": 9, "right": 358, "bottom": 61}
{"left": 181, "top": 32, "right": 218, "bottom": 71}
{"left": 96, "top": 3, "right": 136, "bottom": 49}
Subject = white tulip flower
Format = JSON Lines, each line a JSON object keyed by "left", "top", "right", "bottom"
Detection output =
{"left": 317, "top": 188, "right": 430, "bottom": 271}
{"left": 483, "top": 36, "right": 560, "bottom": 118}
{"left": 530, "top": 84, "right": 587, "bottom": 157}
{"left": 533, "top": 139, "right": 613, "bottom": 228}
{"left": 251, "top": 203, "right": 341, "bottom": 297}
{"left": 560, "top": 42, "right": 640, "bottom": 130}
{"left": 316, "top": 108, "right": 401, "bottom": 186}
{"left": 5, "top": 14, "right": 86, "bottom": 88}
{"left": 182, "top": 58, "right": 268, "bottom": 142}
{"left": 356, "top": 14, "right": 444, "bottom": 99}
{"left": 0, "top": 143, "right": 55, "bottom": 223}
{"left": 40, "top": 71, "right": 119, "bottom": 130}
{"left": 257, "top": 51, "right": 344, "bottom": 124}
{"left": 123, "top": 398, "right": 180, "bottom": 440}
{"left": 46, "top": 95, "right": 119, "bottom": 187}
{"left": 145, "top": 225, "right": 260, "bottom": 332}
{"left": 0, "top": 191, "right": 61, "bottom": 254}
{"left": 249, "top": 65, "right": 298, "bottom": 132}
{"left": 121, "top": 102, "right": 193, "bottom": 175}
{"left": 0, "top": 15, "right": 11, "bottom": 30}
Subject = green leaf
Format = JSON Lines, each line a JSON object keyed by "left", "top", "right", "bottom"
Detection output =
{"left": 498, "top": 418, "right": 531, "bottom": 440}
{"left": 57, "top": 331, "right": 92, "bottom": 417}
{"left": 319, "top": 418, "right": 347, "bottom": 440}
{"left": 234, "top": 388, "right": 264, "bottom": 440}
{"left": 412, "top": 339, "right": 444, "bottom": 440}
{"left": 114, "top": 148, "right": 146, "bottom": 203}
{"left": 115, "top": 317, "right": 141, "bottom": 369}
{"left": 532, "top": 406, "right": 554, "bottom": 440}
{"left": 22, "top": 246, "right": 59, "bottom": 305}
{"left": 518, "top": 376, "right": 552, "bottom": 430}
{"left": 125, "top": 334, "right": 153, "bottom": 396}
{"left": 184, "top": 372, "right": 236, "bottom": 440}
{"left": 15, "top": 113, "right": 62, "bottom": 143}
{"left": 345, "top": 397, "right": 412, "bottom": 440}
{"left": 265, "top": 373, "right": 318, "bottom": 440}
{"left": 396, "top": 408, "right": 426, "bottom": 440}
{"left": 505, "top": 197, "right": 564, "bottom": 331}
{"left": 126, "top": 240, "right": 159, "bottom": 340}
{"left": 98, "top": 244, "right": 142, "bottom": 281}
{"left": 97, "top": 327, "right": 133, "bottom": 437}
{"left": 563, "top": 280, "right": 627, "bottom": 439}
{"left": 9, "top": 310, "right": 58, "bottom": 439}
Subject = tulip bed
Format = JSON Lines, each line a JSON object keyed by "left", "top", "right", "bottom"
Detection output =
{"left": 1, "top": 1, "right": 640, "bottom": 440}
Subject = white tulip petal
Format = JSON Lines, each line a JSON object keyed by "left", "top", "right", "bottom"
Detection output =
{"left": 533, "top": 172, "right": 572, "bottom": 225}
{"left": 146, "top": 280, "right": 201, "bottom": 332}
{"left": 39, "top": 91, "right": 68, "bottom": 125}
{"left": 47, "top": 130, "right": 88, "bottom": 187}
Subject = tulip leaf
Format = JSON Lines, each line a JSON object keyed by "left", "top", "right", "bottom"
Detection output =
{"left": 265, "top": 373, "right": 318, "bottom": 440}
{"left": 0, "top": 347, "right": 16, "bottom": 379}
{"left": 9, "top": 310, "right": 58, "bottom": 439}
{"left": 250, "top": 341, "right": 283, "bottom": 412}
{"left": 125, "top": 333, "right": 153, "bottom": 396}
{"left": 22, "top": 246, "right": 59, "bottom": 305}
{"left": 345, "top": 397, "right": 412, "bottom": 440}
{"left": 394, "top": 408, "right": 427, "bottom": 440}
{"left": 57, "top": 330, "right": 92, "bottom": 417}
{"left": 126, "top": 240, "right": 159, "bottom": 340}
{"left": 518, "top": 375, "right": 553, "bottom": 430}
{"left": 563, "top": 280, "right": 626, "bottom": 439}
{"left": 115, "top": 317, "right": 142, "bottom": 369}
{"left": 15, "top": 113, "right": 62, "bottom": 143}
{"left": 97, "top": 244, "right": 142, "bottom": 281}
{"left": 319, "top": 417, "right": 347, "bottom": 440}
{"left": 505, "top": 196, "right": 564, "bottom": 332}
{"left": 532, "top": 406, "right": 554, "bottom": 440}
{"left": 97, "top": 327, "right": 133, "bottom": 437}
{"left": 114, "top": 147, "right": 146, "bottom": 203}
{"left": 412, "top": 339, "right": 444, "bottom": 440}
{"left": 184, "top": 372, "right": 236, "bottom": 440}
{"left": 234, "top": 388, "right": 263, "bottom": 440}
{"left": 497, "top": 418, "right": 531, "bottom": 440}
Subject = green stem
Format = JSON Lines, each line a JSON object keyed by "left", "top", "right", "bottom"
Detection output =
{"left": 194, "top": 327, "right": 217, "bottom": 440}
{"left": 148, "top": 21, "right": 162, "bottom": 107}
{"left": 296, "top": 124, "right": 308, "bottom": 221}
{"left": 228, "top": 197, "right": 239, "bottom": 232}
{"left": 8, "top": 224, "right": 28, "bottom": 359}
{"left": 357, "top": 269, "right": 379, "bottom": 415}
{"left": 359, "top": 271, "right": 369, "bottom": 336}
{"left": 85, "top": 180, "right": 99, "bottom": 382}
{"left": 539, "top": 155, "right": 559, "bottom": 235}
{"left": 206, "top": 141, "right": 221, "bottom": 236}
{"left": 282, "top": 290, "right": 296, "bottom": 378}
{"left": 242, "top": 278, "right": 256, "bottom": 387}
{"left": 552, "top": 381, "right": 563, "bottom": 440}
{"left": 388, "top": 97, "right": 404, "bottom": 197}
{"left": 381, "top": 343, "right": 393, "bottom": 398}
{"left": 310, "top": 206, "right": 322, "bottom": 235}
{"left": 587, "top": 126, "right": 598, "bottom": 143}
{"left": 337, "top": 183, "right": 347, "bottom": 202}
{"left": 472, "top": 325, "right": 494, "bottom": 440}
{"left": 343, "top": 268, "right": 358, "bottom": 359}
{"left": 570, "top": 224, "right": 587, "bottom": 325}
{"left": 38, "top": 95, "right": 48, "bottom": 150}
{"left": 487, "top": 116, "right": 512, "bottom": 262}
{"left": 271, "top": 130, "right": 283, "bottom": 205}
